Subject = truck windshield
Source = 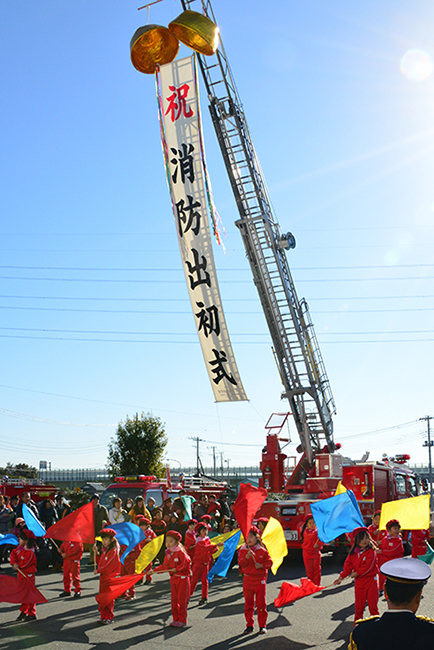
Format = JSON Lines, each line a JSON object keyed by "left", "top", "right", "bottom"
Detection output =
{"left": 100, "top": 487, "right": 145, "bottom": 510}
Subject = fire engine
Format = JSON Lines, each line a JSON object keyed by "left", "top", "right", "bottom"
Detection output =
{"left": 0, "top": 477, "right": 57, "bottom": 504}
{"left": 181, "top": 0, "right": 424, "bottom": 548}
{"left": 100, "top": 473, "right": 227, "bottom": 512}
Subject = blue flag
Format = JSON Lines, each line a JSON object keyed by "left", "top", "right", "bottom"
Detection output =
{"left": 111, "top": 522, "right": 147, "bottom": 564}
{"left": 0, "top": 533, "right": 19, "bottom": 546}
{"left": 207, "top": 529, "right": 241, "bottom": 584}
{"left": 22, "top": 503, "right": 46, "bottom": 537}
{"left": 310, "top": 490, "right": 364, "bottom": 544}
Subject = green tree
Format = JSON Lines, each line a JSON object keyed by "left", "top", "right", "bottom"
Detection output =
{"left": 0, "top": 463, "right": 38, "bottom": 479}
{"left": 107, "top": 412, "right": 167, "bottom": 478}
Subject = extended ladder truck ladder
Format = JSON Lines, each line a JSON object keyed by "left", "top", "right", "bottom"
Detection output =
{"left": 181, "top": 0, "right": 336, "bottom": 467}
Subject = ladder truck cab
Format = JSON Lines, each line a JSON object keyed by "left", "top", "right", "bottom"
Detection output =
{"left": 256, "top": 423, "right": 419, "bottom": 550}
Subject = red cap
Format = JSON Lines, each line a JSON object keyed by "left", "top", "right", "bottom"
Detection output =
{"left": 304, "top": 514, "right": 314, "bottom": 524}
{"left": 386, "top": 519, "right": 400, "bottom": 530}
{"left": 187, "top": 519, "right": 197, "bottom": 526}
{"left": 195, "top": 522, "right": 210, "bottom": 533}
{"left": 373, "top": 510, "right": 381, "bottom": 518}
{"left": 15, "top": 517, "right": 25, "bottom": 526}
{"left": 166, "top": 530, "right": 182, "bottom": 542}
{"left": 100, "top": 528, "right": 117, "bottom": 538}
{"left": 22, "top": 529, "right": 36, "bottom": 539}
{"left": 135, "top": 514, "right": 146, "bottom": 522}
{"left": 201, "top": 515, "right": 212, "bottom": 522}
{"left": 249, "top": 526, "right": 260, "bottom": 536}
{"left": 139, "top": 518, "right": 151, "bottom": 525}
{"left": 349, "top": 526, "right": 368, "bottom": 543}
{"left": 257, "top": 517, "right": 269, "bottom": 524}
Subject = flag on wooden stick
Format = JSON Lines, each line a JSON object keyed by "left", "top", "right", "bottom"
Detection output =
{"left": 44, "top": 502, "right": 95, "bottom": 544}
{"left": 0, "top": 575, "right": 48, "bottom": 604}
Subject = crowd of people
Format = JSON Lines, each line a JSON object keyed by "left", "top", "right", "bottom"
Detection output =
{"left": 2, "top": 490, "right": 433, "bottom": 644}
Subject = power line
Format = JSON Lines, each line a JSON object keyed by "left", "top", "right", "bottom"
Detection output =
{"left": 0, "top": 304, "right": 433, "bottom": 314}
{"left": 1, "top": 264, "right": 434, "bottom": 271}
{"left": 0, "top": 275, "right": 433, "bottom": 283}
{"left": 0, "top": 333, "right": 432, "bottom": 344}
{"left": 1, "top": 293, "right": 433, "bottom": 302}
{"left": 1, "top": 327, "right": 433, "bottom": 336}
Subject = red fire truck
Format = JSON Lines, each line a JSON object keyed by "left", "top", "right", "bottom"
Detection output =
{"left": 184, "top": 0, "right": 427, "bottom": 551}
{"left": 100, "top": 473, "right": 227, "bottom": 512}
{"left": 255, "top": 416, "right": 420, "bottom": 550}
{"left": 0, "top": 477, "right": 57, "bottom": 504}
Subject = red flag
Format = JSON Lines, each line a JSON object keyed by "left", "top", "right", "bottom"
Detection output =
{"left": 274, "top": 577, "right": 325, "bottom": 607}
{"left": 44, "top": 502, "right": 95, "bottom": 544}
{"left": 0, "top": 575, "right": 48, "bottom": 604}
{"left": 95, "top": 573, "right": 145, "bottom": 609}
{"left": 232, "top": 483, "right": 268, "bottom": 541}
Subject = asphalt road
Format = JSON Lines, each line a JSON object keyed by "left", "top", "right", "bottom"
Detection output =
{"left": 1, "top": 552, "right": 433, "bottom": 650}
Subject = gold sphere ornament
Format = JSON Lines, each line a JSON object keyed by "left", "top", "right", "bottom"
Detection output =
{"left": 168, "top": 10, "right": 219, "bottom": 56}
{"left": 130, "top": 24, "right": 179, "bottom": 74}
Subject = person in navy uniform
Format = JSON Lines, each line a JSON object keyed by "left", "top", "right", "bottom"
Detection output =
{"left": 348, "top": 557, "right": 434, "bottom": 650}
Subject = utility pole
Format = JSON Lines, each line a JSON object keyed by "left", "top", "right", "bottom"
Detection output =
{"left": 188, "top": 437, "right": 204, "bottom": 475}
{"left": 207, "top": 446, "right": 217, "bottom": 477}
{"left": 220, "top": 452, "right": 224, "bottom": 478}
{"left": 420, "top": 416, "right": 433, "bottom": 509}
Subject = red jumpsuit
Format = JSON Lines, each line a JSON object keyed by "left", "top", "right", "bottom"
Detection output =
{"left": 190, "top": 536, "right": 218, "bottom": 600}
{"left": 96, "top": 546, "right": 121, "bottom": 621}
{"left": 301, "top": 528, "right": 324, "bottom": 586}
{"left": 60, "top": 540, "right": 83, "bottom": 595}
{"left": 142, "top": 528, "right": 157, "bottom": 583}
{"left": 120, "top": 544, "right": 141, "bottom": 597}
{"left": 154, "top": 545, "right": 191, "bottom": 624}
{"left": 367, "top": 524, "right": 386, "bottom": 546}
{"left": 184, "top": 529, "right": 196, "bottom": 561}
{"left": 411, "top": 529, "right": 430, "bottom": 558}
{"left": 10, "top": 545, "right": 38, "bottom": 617}
{"left": 340, "top": 547, "right": 379, "bottom": 622}
{"left": 238, "top": 543, "right": 272, "bottom": 629}
{"left": 378, "top": 534, "right": 404, "bottom": 589}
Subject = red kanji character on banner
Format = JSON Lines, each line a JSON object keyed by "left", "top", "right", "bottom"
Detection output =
{"left": 166, "top": 84, "right": 194, "bottom": 122}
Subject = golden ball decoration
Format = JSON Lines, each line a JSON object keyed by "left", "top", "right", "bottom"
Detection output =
{"left": 130, "top": 24, "right": 180, "bottom": 74}
{"left": 168, "top": 10, "right": 219, "bottom": 56}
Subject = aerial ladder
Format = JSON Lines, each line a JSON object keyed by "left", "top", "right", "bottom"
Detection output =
{"left": 180, "top": 0, "right": 337, "bottom": 476}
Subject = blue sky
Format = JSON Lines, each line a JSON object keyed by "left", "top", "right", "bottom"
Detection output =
{"left": 1, "top": 0, "right": 433, "bottom": 471}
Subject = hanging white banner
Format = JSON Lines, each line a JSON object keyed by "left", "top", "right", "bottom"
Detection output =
{"left": 157, "top": 56, "right": 247, "bottom": 402}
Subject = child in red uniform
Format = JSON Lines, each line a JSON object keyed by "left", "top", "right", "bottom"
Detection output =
{"left": 10, "top": 529, "right": 38, "bottom": 621}
{"left": 238, "top": 526, "right": 273, "bottom": 635}
{"left": 139, "top": 517, "right": 157, "bottom": 584}
{"left": 410, "top": 528, "right": 430, "bottom": 558}
{"left": 377, "top": 519, "right": 404, "bottom": 591}
{"left": 151, "top": 508, "right": 167, "bottom": 535}
{"left": 190, "top": 515, "right": 223, "bottom": 605}
{"left": 206, "top": 495, "right": 221, "bottom": 529}
{"left": 367, "top": 511, "right": 385, "bottom": 546}
{"left": 184, "top": 519, "right": 197, "bottom": 561}
{"left": 301, "top": 515, "right": 324, "bottom": 586}
{"left": 94, "top": 528, "right": 121, "bottom": 624}
{"left": 190, "top": 523, "right": 223, "bottom": 605}
{"left": 59, "top": 540, "right": 83, "bottom": 598}
{"left": 256, "top": 517, "right": 269, "bottom": 535}
{"left": 333, "top": 527, "right": 379, "bottom": 623}
{"left": 148, "top": 530, "right": 192, "bottom": 627}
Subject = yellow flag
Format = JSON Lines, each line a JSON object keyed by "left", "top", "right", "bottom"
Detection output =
{"left": 135, "top": 534, "right": 165, "bottom": 573}
{"left": 211, "top": 528, "right": 244, "bottom": 559}
{"left": 334, "top": 481, "right": 347, "bottom": 496}
{"left": 261, "top": 516, "right": 288, "bottom": 575}
{"left": 379, "top": 494, "right": 430, "bottom": 531}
